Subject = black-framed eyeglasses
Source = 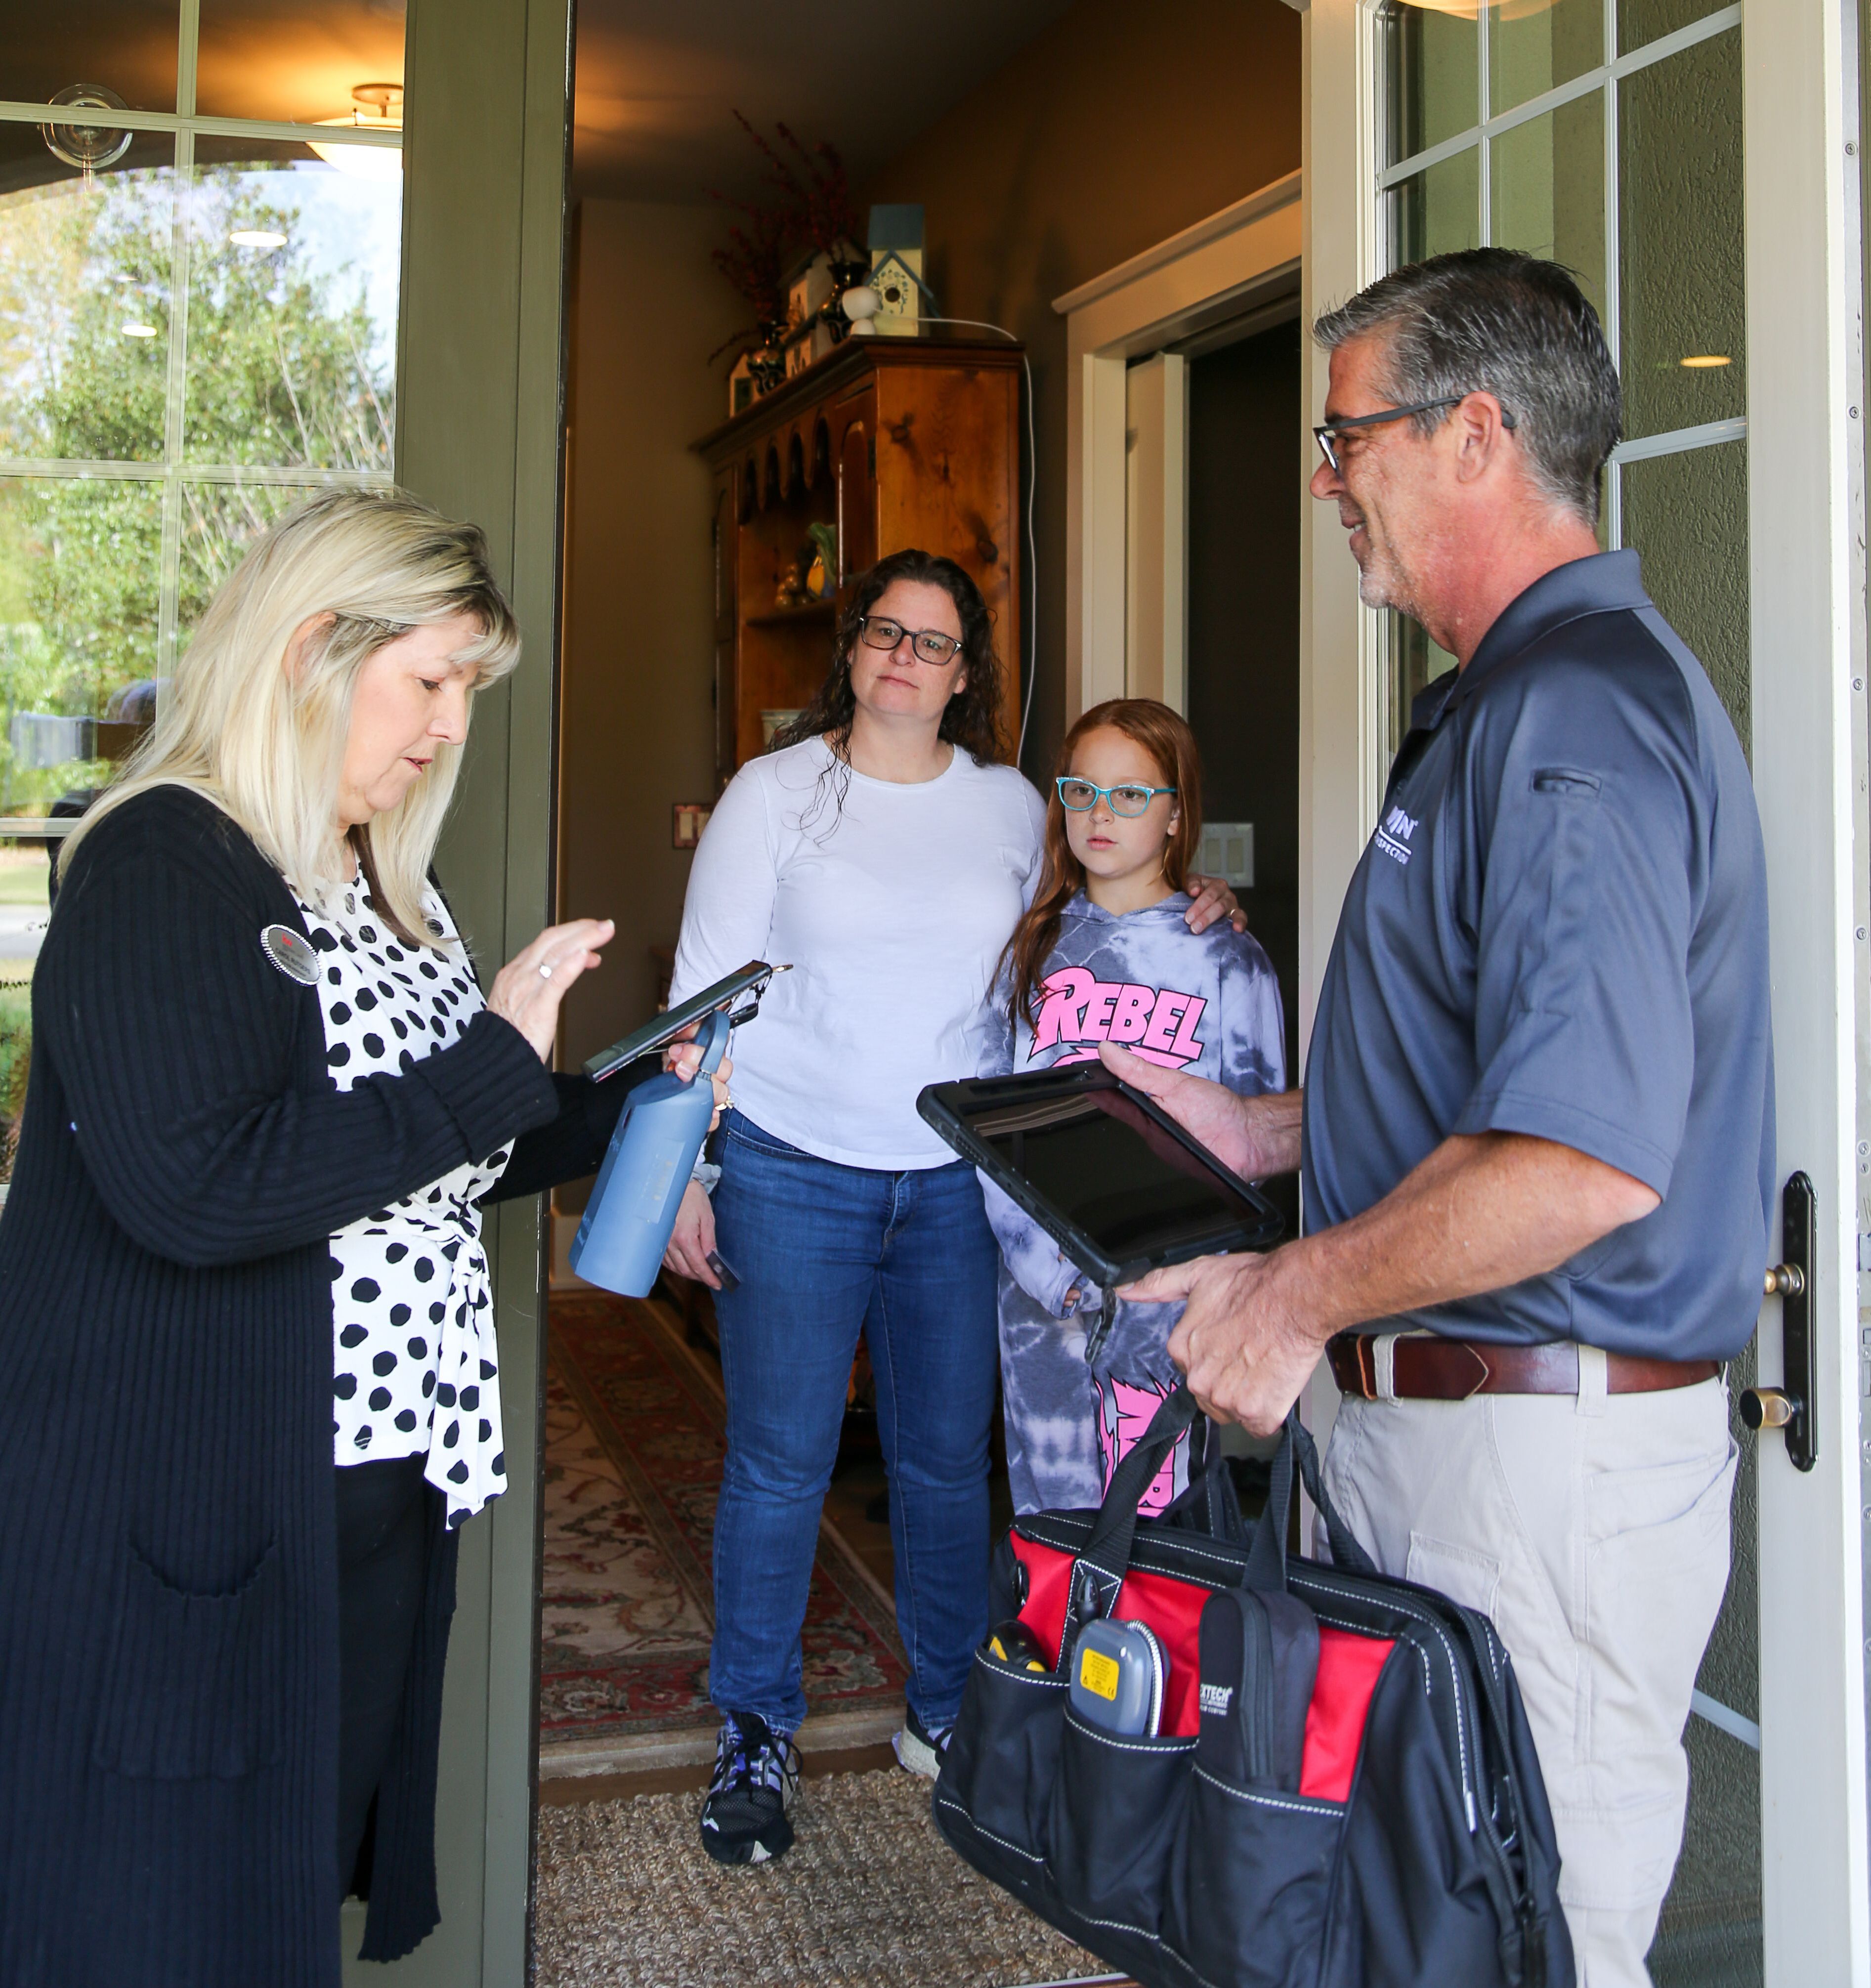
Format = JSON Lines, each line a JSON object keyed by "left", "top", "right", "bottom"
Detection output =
{"left": 1313, "top": 393, "right": 1515, "bottom": 474}
{"left": 858, "top": 614, "right": 963, "bottom": 667}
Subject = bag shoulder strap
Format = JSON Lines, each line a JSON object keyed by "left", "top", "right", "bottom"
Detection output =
{"left": 1289, "top": 1408, "right": 1377, "bottom": 1575}
{"left": 1064, "top": 1390, "right": 1377, "bottom": 1645}
{"left": 1065, "top": 1387, "right": 1202, "bottom": 1635}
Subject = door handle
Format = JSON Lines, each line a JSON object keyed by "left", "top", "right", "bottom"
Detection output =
{"left": 1740, "top": 1170, "right": 1816, "bottom": 1472}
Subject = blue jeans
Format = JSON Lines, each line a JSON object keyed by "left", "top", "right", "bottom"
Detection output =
{"left": 707, "top": 1110, "right": 1000, "bottom": 1736}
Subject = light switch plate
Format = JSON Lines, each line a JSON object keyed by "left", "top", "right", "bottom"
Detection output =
{"left": 1197, "top": 821, "right": 1254, "bottom": 889}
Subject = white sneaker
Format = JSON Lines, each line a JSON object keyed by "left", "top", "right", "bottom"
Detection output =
{"left": 892, "top": 1706, "right": 953, "bottom": 1780}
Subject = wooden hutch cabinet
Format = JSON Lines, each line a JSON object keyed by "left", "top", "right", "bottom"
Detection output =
{"left": 695, "top": 335, "right": 1023, "bottom": 786}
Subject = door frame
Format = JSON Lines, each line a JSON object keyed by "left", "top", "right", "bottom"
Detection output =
{"left": 1742, "top": 0, "right": 1871, "bottom": 1971}
{"left": 1300, "top": 0, "right": 1871, "bottom": 1980}
{"left": 1057, "top": 172, "right": 1303, "bottom": 724}
{"left": 341, "top": 0, "right": 574, "bottom": 1979}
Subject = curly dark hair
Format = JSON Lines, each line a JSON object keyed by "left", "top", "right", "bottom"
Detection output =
{"left": 768, "top": 549, "right": 1007, "bottom": 765}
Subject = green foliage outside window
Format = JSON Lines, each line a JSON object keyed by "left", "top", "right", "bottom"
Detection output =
{"left": 0, "top": 162, "right": 394, "bottom": 814}
{"left": 0, "top": 158, "right": 395, "bottom": 1178}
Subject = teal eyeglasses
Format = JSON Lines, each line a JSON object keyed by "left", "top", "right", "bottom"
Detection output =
{"left": 1056, "top": 776, "right": 1177, "bottom": 818}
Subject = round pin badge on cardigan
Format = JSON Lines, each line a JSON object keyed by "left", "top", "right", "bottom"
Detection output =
{"left": 260, "top": 923, "right": 320, "bottom": 985}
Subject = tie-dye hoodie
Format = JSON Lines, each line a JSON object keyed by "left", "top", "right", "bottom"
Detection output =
{"left": 980, "top": 891, "right": 1286, "bottom": 1516}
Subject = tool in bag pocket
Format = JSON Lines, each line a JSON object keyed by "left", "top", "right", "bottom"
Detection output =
{"left": 931, "top": 1385, "right": 1574, "bottom": 1988}
{"left": 986, "top": 1619, "right": 1052, "bottom": 1675}
{"left": 1070, "top": 1617, "right": 1167, "bottom": 1737}
{"left": 1196, "top": 1584, "right": 1317, "bottom": 1794}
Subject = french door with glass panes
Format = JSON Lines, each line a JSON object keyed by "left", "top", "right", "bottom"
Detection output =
{"left": 1376, "top": 0, "right": 1748, "bottom": 765}
{"left": 0, "top": 5, "right": 403, "bottom": 1198}
{"left": 1302, "top": 0, "right": 1871, "bottom": 1983}
{"left": 0, "top": 8, "right": 404, "bottom": 795}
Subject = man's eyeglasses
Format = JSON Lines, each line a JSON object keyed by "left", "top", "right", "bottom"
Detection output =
{"left": 858, "top": 614, "right": 963, "bottom": 667}
{"left": 1312, "top": 393, "right": 1516, "bottom": 474}
{"left": 1056, "top": 776, "right": 1177, "bottom": 818}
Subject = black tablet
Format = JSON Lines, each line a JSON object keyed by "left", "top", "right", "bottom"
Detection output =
{"left": 917, "top": 1064, "right": 1284, "bottom": 1291}
{"left": 583, "top": 960, "right": 781, "bottom": 1082}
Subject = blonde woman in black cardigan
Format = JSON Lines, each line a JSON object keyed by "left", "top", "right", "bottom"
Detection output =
{"left": 0, "top": 489, "right": 723, "bottom": 1985}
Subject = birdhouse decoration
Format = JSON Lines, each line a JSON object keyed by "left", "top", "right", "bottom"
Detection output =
{"left": 867, "top": 203, "right": 936, "bottom": 336}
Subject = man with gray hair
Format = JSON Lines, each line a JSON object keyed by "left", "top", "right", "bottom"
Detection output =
{"left": 1108, "top": 249, "right": 1773, "bottom": 1986}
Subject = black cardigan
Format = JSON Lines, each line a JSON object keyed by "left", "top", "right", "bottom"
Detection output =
{"left": 0, "top": 788, "right": 643, "bottom": 1986}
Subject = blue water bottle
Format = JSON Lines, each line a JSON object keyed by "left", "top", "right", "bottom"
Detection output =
{"left": 570, "top": 1007, "right": 730, "bottom": 1297}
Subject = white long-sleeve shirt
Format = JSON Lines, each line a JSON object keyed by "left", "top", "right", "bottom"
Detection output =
{"left": 669, "top": 736, "right": 1047, "bottom": 1169}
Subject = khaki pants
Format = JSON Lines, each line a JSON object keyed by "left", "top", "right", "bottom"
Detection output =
{"left": 1317, "top": 1360, "right": 1737, "bottom": 1988}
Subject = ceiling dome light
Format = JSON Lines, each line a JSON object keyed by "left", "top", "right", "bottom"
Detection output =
{"left": 308, "top": 83, "right": 403, "bottom": 182}
{"left": 229, "top": 229, "right": 288, "bottom": 249}
{"left": 1680, "top": 354, "right": 1733, "bottom": 368}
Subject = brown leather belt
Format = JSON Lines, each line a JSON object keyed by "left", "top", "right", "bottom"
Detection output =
{"left": 1326, "top": 1332, "right": 1720, "bottom": 1402}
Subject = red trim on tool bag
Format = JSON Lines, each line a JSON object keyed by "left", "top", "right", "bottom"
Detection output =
{"left": 1012, "top": 1534, "right": 1074, "bottom": 1662}
{"left": 1114, "top": 1568, "right": 1208, "bottom": 1734}
{"left": 1300, "top": 1627, "right": 1396, "bottom": 1803}
{"left": 1009, "top": 1538, "right": 1216, "bottom": 1737}
{"left": 1012, "top": 1534, "right": 1398, "bottom": 1763}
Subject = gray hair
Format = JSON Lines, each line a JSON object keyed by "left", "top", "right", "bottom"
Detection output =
{"left": 1313, "top": 249, "right": 1621, "bottom": 524}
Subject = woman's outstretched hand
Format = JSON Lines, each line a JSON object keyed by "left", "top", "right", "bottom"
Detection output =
{"left": 488, "top": 918, "right": 614, "bottom": 1061}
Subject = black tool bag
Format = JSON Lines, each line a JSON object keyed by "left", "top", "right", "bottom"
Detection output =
{"left": 932, "top": 1388, "right": 1573, "bottom": 1988}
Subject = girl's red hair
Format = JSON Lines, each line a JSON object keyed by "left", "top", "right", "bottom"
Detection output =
{"left": 1001, "top": 698, "right": 1204, "bottom": 1029}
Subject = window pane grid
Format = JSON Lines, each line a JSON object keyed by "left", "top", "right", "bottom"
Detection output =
{"left": 1375, "top": 0, "right": 1749, "bottom": 764}
{"left": 0, "top": 2, "right": 402, "bottom": 802}
{"left": 1379, "top": 0, "right": 1741, "bottom": 189}
{"left": 0, "top": 103, "right": 402, "bottom": 154}
{"left": 0, "top": 459, "right": 395, "bottom": 485}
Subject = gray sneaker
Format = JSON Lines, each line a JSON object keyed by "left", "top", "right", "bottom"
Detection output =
{"left": 699, "top": 1712, "right": 802, "bottom": 1865}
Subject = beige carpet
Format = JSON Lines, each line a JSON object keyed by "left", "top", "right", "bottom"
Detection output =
{"left": 534, "top": 1767, "right": 1116, "bottom": 1988}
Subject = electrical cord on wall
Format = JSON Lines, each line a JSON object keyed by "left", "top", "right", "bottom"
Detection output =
{"left": 912, "top": 317, "right": 1039, "bottom": 770}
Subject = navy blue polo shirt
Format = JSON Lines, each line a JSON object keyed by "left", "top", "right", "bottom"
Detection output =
{"left": 1302, "top": 550, "right": 1774, "bottom": 1361}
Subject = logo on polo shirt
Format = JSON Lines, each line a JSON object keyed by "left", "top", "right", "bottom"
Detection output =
{"left": 1374, "top": 804, "right": 1419, "bottom": 867}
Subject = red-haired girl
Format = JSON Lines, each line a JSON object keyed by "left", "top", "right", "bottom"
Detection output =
{"left": 985, "top": 699, "right": 1286, "bottom": 1514}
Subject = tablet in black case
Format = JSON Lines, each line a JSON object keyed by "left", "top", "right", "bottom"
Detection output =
{"left": 582, "top": 960, "right": 776, "bottom": 1083}
{"left": 917, "top": 1065, "right": 1283, "bottom": 1291}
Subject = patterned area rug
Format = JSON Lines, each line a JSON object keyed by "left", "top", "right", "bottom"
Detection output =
{"left": 541, "top": 1294, "right": 909, "bottom": 1751}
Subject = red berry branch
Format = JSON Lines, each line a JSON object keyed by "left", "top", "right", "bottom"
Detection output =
{"left": 707, "top": 113, "right": 861, "bottom": 363}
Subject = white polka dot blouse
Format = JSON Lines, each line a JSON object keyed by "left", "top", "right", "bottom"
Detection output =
{"left": 297, "top": 873, "right": 511, "bottom": 1529}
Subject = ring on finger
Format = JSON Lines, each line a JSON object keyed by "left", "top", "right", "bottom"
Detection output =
{"left": 539, "top": 962, "right": 553, "bottom": 979}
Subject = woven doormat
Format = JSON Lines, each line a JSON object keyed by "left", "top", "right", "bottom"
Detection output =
{"left": 534, "top": 1767, "right": 1113, "bottom": 1988}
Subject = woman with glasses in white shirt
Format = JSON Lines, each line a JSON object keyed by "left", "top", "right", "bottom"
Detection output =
{"left": 661, "top": 548, "right": 1239, "bottom": 1867}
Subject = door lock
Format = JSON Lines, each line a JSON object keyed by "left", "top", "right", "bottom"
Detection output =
{"left": 1740, "top": 1172, "right": 1817, "bottom": 1471}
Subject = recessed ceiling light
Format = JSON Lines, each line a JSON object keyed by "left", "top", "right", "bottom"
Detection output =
{"left": 121, "top": 322, "right": 157, "bottom": 338}
{"left": 1680, "top": 354, "right": 1732, "bottom": 368}
{"left": 229, "top": 229, "right": 287, "bottom": 249}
